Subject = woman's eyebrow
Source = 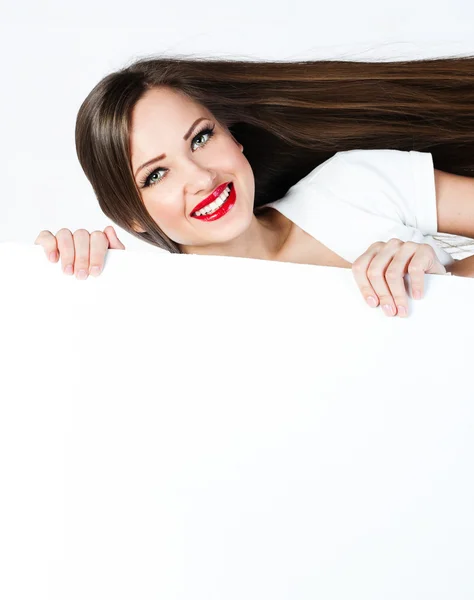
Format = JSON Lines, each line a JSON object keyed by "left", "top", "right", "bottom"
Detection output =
{"left": 134, "top": 117, "right": 207, "bottom": 178}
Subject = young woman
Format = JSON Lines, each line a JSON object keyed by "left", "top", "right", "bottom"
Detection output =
{"left": 35, "top": 54, "right": 474, "bottom": 318}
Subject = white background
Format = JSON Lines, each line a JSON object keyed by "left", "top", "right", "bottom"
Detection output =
{"left": 1, "top": 2, "right": 474, "bottom": 598}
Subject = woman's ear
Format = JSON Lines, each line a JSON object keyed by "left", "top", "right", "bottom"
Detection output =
{"left": 229, "top": 131, "right": 243, "bottom": 152}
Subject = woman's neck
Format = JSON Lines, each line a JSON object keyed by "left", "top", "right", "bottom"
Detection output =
{"left": 180, "top": 208, "right": 293, "bottom": 262}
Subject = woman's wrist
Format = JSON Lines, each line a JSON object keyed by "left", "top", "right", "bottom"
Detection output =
{"left": 446, "top": 255, "right": 474, "bottom": 278}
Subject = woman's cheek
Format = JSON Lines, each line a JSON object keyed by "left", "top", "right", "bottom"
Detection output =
{"left": 153, "top": 203, "right": 183, "bottom": 231}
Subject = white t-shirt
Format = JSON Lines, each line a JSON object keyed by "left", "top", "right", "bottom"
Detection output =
{"left": 264, "top": 149, "right": 454, "bottom": 268}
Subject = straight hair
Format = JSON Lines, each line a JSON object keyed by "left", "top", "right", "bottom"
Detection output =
{"left": 75, "top": 52, "right": 474, "bottom": 254}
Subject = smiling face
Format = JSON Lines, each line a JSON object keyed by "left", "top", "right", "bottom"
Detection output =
{"left": 129, "top": 86, "right": 256, "bottom": 254}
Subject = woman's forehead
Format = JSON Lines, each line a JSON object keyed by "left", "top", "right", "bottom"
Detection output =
{"left": 133, "top": 87, "right": 205, "bottom": 125}
{"left": 129, "top": 88, "right": 210, "bottom": 165}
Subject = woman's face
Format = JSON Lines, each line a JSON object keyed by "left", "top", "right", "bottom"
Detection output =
{"left": 129, "top": 86, "right": 256, "bottom": 253}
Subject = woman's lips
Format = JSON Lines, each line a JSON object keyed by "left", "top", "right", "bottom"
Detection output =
{"left": 190, "top": 181, "right": 232, "bottom": 216}
{"left": 191, "top": 183, "right": 236, "bottom": 222}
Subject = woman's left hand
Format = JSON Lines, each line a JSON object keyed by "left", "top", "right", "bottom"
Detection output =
{"left": 351, "top": 238, "right": 447, "bottom": 318}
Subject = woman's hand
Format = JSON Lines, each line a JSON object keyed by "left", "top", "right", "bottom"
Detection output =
{"left": 34, "top": 226, "right": 126, "bottom": 279}
{"left": 351, "top": 238, "right": 447, "bottom": 317}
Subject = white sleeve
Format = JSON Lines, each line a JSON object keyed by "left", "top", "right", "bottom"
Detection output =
{"left": 283, "top": 149, "right": 454, "bottom": 267}
{"left": 336, "top": 149, "right": 439, "bottom": 233}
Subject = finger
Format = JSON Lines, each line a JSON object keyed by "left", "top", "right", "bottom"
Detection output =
{"left": 407, "top": 244, "right": 442, "bottom": 299}
{"left": 103, "top": 226, "right": 126, "bottom": 250}
{"left": 351, "top": 242, "right": 385, "bottom": 308}
{"left": 72, "top": 229, "right": 91, "bottom": 280}
{"left": 55, "top": 229, "right": 75, "bottom": 275}
{"left": 384, "top": 242, "right": 421, "bottom": 317}
{"left": 89, "top": 231, "right": 110, "bottom": 276}
{"left": 366, "top": 239, "right": 406, "bottom": 317}
{"left": 34, "top": 230, "right": 59, "bottom": 262}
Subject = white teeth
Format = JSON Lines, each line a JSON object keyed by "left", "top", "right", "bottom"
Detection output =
{"left": 194, "top": 185, "right": 231, "bottom": 216}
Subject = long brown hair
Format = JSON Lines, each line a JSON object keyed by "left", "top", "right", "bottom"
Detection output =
{"left": 75, "top": 52, "right": 474, "bottom": 254}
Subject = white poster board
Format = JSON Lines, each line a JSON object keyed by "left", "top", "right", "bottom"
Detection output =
{"left": 1, "top": 242, "right": 473, "bottom": 599}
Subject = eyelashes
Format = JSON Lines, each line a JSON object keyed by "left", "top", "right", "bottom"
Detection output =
{"left": 138, "top": 123, "right": 216, "bottom": 189}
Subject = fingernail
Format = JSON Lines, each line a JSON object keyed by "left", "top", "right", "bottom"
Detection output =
{"left": 90, "top": 266, "right": 101, "bottom": 277}
{"left": 366, "top": 296, "right": 377, "bottom": 308}
{"left": 413, "top": 290, "right": 422, "bottom": 300}
{"left": 77, "top": 269, "right": 88, "bottom": 280}
{"left": 49, "top": 251, "right": 57, "bottom": 262}
{"left": 65, "top": 265, "right": 74, "bottom": 276}
{"left": 383, "top": 304, "right": 394, "bottom": 316}
{"left": 397, "top": 305, "right": 407, "bottom": 317}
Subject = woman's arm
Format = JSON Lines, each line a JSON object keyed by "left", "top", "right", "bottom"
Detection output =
{"left": 434, "top": 169, "right": 474, "bottom": 277}
{"left": 435, "top": 169, "right": 474, "bottom": 239}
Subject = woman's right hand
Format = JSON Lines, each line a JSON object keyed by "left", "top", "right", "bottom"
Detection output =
{"left": 34, "top": 226, "right": 126, "bottom": 279}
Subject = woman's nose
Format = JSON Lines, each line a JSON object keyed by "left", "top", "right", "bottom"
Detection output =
{"left": 184, "top": 163, "right": 217, "bottom": 193}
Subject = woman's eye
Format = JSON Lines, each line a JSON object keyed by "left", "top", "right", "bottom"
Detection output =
{"left": 141, "top": 125, "right": 215, "bottom": 189}
{"left": 192, "top": 130, "right": 211, "bottom": 149}
{"left": 143, "top": 168, "right": 166, "bottom": 188}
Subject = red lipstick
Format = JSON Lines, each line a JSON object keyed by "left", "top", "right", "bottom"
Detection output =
{"left": 191, "top": 182, "right": 236, "bottom": 221}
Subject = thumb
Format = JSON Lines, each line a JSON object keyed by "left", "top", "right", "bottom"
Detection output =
{"left": 103, "top": 226, "right": 126, "bottom": 250}
{"left": 423, "top": 250, "right": 446, "bottom": 275}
